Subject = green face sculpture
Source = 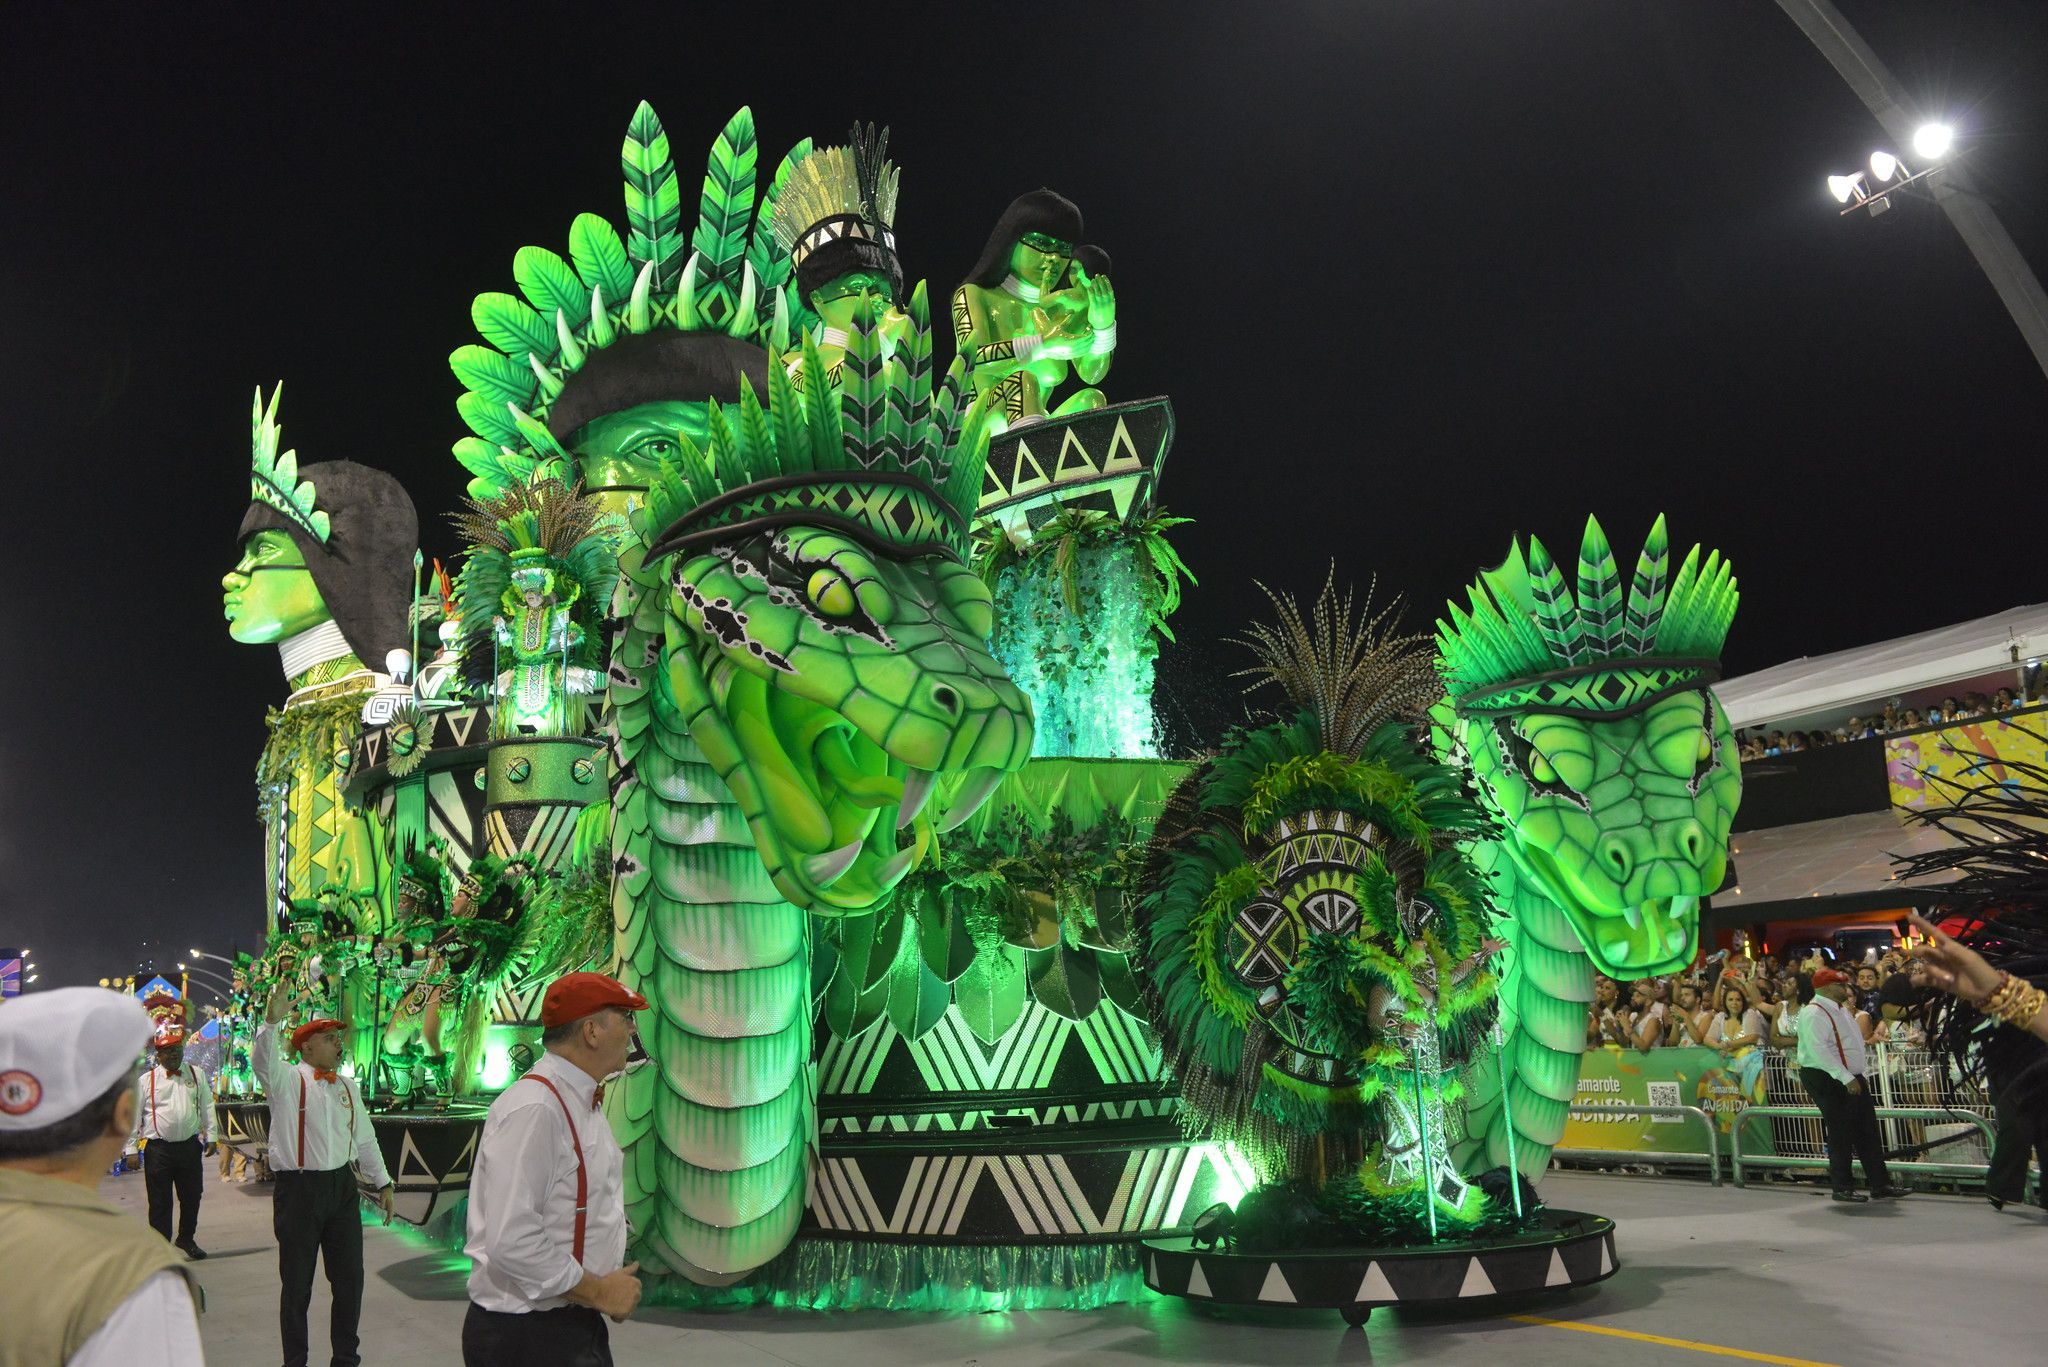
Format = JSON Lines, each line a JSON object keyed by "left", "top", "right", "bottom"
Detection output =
{"left": 222, "top": 529, "right": 328, "bottom": 644}
{"left": 1456, "top": 689, "right": 1737, "bottom": 977}
{"left": 812, "top": 269, "right": 898, "bottom": 310}
{"left": 661, "top": 521, "right": 1032, "bottom": 911}
{"left": 1009, "top": 233, "right": 1072, "bottom": 293}
{"left": 568, "top": 401, "right": 714, "bottom": 513}
{"left": 1437, "top": 515, "right": 1741, "bottom": 981}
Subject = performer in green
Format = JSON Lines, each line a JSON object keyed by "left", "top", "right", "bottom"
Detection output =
{"left": 952, "top": 190, "right": 1116, "bottom": 431}
{"left": 1436, "top": 516, "right": 1741, "bottom": 1183}
{"left": 769, "top": 125, "right": 912, "bottom": 390}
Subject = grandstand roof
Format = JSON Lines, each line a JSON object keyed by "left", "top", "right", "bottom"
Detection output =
{"left": 1715, "top": 603, "right": 2048, "bottom": 730}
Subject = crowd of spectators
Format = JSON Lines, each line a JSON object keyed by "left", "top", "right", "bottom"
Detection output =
{"left": 1588, "top": 948, "right": 1932, "bottom": 1055}
{"left": 1736, "top": 686, "right": 2033, "bottom": 760}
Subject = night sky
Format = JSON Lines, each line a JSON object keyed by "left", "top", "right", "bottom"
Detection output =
{"left": 6, "top": 3, "right": 2045, "bottom": 990}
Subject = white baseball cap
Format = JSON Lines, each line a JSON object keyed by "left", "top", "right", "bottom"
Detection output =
{"left": 0, "top": 987, "right": 152, "bottom": 1131}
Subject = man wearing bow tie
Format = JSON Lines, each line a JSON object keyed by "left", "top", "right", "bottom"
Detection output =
{"left": 462, "top": 972, "right": 648, "bottom": 1366}
{"left": 131, "top": 1025, "right": 216, "bottom": 1259}
{"left": 256, "top": 983, "right": 395, "bottom": 1367}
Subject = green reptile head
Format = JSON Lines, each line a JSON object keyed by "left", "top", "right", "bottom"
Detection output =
{"left": 1437, "top": 516, "right": 1741, "bottom": 979}
{"left": 640, "top": 308, "right": 1034, "bottom": 913}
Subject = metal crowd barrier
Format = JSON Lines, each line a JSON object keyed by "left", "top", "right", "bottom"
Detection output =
{"left": 1554, "top": 1044, "right": 2018, "bottom": 1191}
{"left": 1728, "top": 1106, "right": 1999, "bottom": 1186}
{"left": 1562, "top": 1102, "right": 1723, "bottom": 1186}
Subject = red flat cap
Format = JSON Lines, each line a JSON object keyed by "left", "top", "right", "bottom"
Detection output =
{"left": 290, "top": 1018, "right": 346, "bottom": 1051}
{"left": 542, "top": 972, "right": 649, "bottom": 1028}
{"left": 1811, "top": 967, "right": 1850, "bottom": 988}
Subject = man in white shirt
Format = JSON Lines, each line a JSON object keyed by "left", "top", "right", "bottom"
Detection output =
{"left": 1795, "top": 967, "right": 1910, "bottom": 1203}
{"left": 132, "top": 1025, "right": 216, "bottom": 1259}
{"left": 256, "top": 984, "right": 395, "bottom": 1367}
{"left": 463, "top": 972, "right": 649, "bottom": 1366}
{"left": 0, "top": 987, "right": 205, "bottom": 1366}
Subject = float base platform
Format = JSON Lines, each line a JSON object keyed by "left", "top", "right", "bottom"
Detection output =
{"left": 1142, "top": 1208, "right": 1615, "bottom": 1325}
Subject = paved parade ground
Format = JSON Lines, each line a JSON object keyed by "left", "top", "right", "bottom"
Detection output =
{"left": 98, "top": 1164, "right": 2040, "bottom": 1366}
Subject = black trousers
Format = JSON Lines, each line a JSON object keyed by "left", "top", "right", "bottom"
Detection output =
{"left": 1987, "top": 1085, "right": 2048, "bottom": 1205}
{"left": 463, "top": 1303, "right": 612, "bottom": 1367}
{"left": 143, "top": 1134, "right": 203, "bottom": 1244}
{"left": 273, "top": 1167, "right": 365, "bottom": 1367}
{"left": 1799, "top": 1067, "right": 1892, "bottom": 1192}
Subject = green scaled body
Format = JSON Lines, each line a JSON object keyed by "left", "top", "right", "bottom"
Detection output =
{"left": 1436, "top": 515, "right": 1741, "bottom": 1182}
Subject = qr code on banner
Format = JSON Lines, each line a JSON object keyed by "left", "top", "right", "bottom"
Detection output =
{"left": 1647, "top": 1081, "right": 1682, "bottom": 1122}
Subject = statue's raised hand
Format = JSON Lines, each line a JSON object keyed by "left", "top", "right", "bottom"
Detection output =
{"left": 1072, "top": 263, "right": 1116, "bottom": 330}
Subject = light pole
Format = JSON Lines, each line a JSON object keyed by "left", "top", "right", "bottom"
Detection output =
{"left": 1778, "top": 0, "right": 2048, "bottom": 382}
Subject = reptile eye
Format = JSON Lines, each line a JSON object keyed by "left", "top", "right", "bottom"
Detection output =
{"left": 1497, "top": 720, "right": 1580, "bottom": 800}
{"left": 808, "top": 568, "right": 857, "bottom": 618}
{"left": 628, "top": 436, "right": 679, "bottom": 462}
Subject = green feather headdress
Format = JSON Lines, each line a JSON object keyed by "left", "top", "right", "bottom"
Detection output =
{"left": 641, "top": 282, "right": 994, "bottom": 564}
{"left": 249, "top": 384, "right": 330, "bottom": 545}
{"left": 1436, "top": 514, "right": 1737, "bottom": 719}
{"left": 450, "top": 102, "right": 815, "bottom": 500}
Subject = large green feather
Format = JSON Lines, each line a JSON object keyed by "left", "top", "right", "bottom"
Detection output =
{"left": 1623, "top": 513, "right": 1670, "bottom": 655}
{"left": 472, "top": 292, "right": 556, "bottom": 367}
{"left": 837, "top": 299, "right": 887, "bottom": 468}
{"left": 891, "top": 281, "right": 932, "bottom": 462}
{"left": 693, "top": 107, "right": 759, "bottom": 300}
{"left": 569, "top": 212, "right": 635, "bottom": 305}
{"left": 621, "top": 100, "right": 685, "bottom": 290}
{"left": 1523, "top": 536, "right": 1579, "bottom": 665}
{"left": 457, "top": 389, "right": 526, "bottom": 448}
{"left": 450, "top": 344, "right": 536, "bottom": 411}
{"left": 512, "top": 245, "right": 587, "bottom": 324}
{"left": 1574, "top": 516, "right": 1623, "bottom": 661}
{"left": 747, "top": 138, "right": 812, "bottom": 309}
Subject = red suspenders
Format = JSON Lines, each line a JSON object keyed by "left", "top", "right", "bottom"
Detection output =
{"left": 295, "top": 1068, "right": 355, "bottom": 1169}
{"left": 523, "top": 1074, "right": 589, "bottom": 1263}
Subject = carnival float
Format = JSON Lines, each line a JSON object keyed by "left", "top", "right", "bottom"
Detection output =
{"left": 212, "top": 101, "right": 1741, "bottom": 1320}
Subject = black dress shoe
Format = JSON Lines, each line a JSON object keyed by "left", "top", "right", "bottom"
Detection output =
{"left": 175, "top": 1240, "right": 209, "bottom": 1260}
{"left": 1830, "top": 1190, "right": 1869, "bottom": 1203}
{"left": 1871, "top": 1186, "right": 1913, "bottom": 1200}
{"left": 1989, "top": 1196, "right": 2007, "bottom": 1211}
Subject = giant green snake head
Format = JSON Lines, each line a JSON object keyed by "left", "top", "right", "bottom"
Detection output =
{"left": 1452, "top": 688, "right": 1738, "bottom": 977}
{"left": 656, "top": 522, "right": 1034, "bottom": 913}
{"left": 1437, "top": 515, "right": 1741, "bottom": 981}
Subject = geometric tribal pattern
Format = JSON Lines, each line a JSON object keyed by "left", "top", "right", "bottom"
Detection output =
{"left": 1142, "top": 1219, "right": 1617, "bottom": 1307}
{"left": 806, "top": 1142, "right": 1235, "bottom": 1240}
{"left": 1452, "top": 660, "right": 1717, "bottom": 720}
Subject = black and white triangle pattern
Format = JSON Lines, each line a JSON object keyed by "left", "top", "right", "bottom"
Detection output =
{"left": 1143, "top": 1217, "right": 1618, "bottom": 1309}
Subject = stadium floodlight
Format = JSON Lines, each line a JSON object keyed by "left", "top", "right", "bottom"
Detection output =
{"left": 1827, "top": 172, "right": 1866, "bottom": 204}
{"left": 1912, "top": 122, "right": 1954, "bottom": 160}
{"left": 1869, "top": 151, "right": 1900, "bottom": 182}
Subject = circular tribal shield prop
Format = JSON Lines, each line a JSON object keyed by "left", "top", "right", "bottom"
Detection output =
{"left": 1134, "top": 572, "right": 1504, "bottom": 1214}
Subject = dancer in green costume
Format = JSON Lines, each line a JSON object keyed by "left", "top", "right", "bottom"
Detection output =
{"left": 1436, "top": 516, "right": 1741, "bottom": 1182}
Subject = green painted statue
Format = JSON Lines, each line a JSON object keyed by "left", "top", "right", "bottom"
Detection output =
{"left": 1436, "top": 516, "right": 1741, "bottom": 1182}
{"left": 447, "top": 103, "right": 1036, "bottom": 1287}
{"left": 224, "top": 385, "right": 416, "bottom": 942}
{"left": 768, "top": 125, "right": 912, "bottom": 391}
{"left": 951, "top": 190, "right": 1116, "bottom": 432}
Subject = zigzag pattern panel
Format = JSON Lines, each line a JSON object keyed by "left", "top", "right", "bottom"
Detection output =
{"left": 806, "top": 1142, "right": 1229, "bottom": 1240}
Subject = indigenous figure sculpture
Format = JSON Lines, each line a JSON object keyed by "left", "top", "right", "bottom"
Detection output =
{"left": 952, "top": 190, "right": 1116, "bottom": 432}
{"left": 768, "top": 125, "right": 912, "bottom": 390}
{"left": 224, "top": 385, "right": 416, "bottom": 944}
{"left": 1137, "top": 577, "right": 1508, "bottom": 1238}
{"left": 1437, "top": 516, "right": 1741, "bottom": 1181}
